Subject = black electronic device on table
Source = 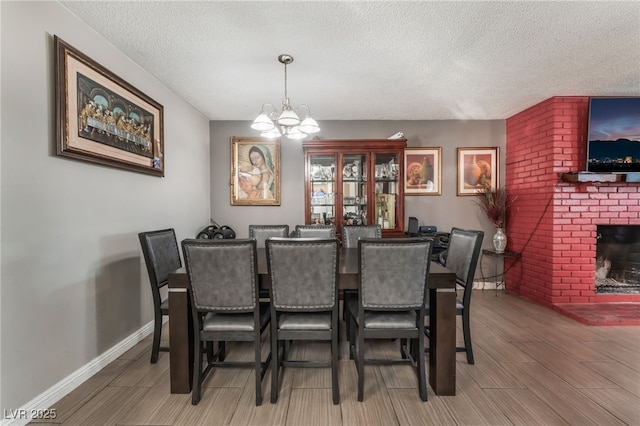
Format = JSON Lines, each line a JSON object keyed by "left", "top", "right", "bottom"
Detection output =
{"left": 406, "top": 217, "right": 449, "bottom": 257}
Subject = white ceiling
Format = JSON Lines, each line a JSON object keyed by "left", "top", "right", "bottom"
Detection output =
{"left": 59, "top": 1, "right": 640, "bottom": 121}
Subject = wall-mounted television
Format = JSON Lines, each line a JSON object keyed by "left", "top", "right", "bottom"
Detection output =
{"left": 587, "top": 97, "right": 640, "bottom": 173}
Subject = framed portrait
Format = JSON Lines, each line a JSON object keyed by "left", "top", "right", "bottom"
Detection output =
{"left": 231, "top": 137, "right": 281, "bottom": 206}
{"left": 404, "top": 147, "right": 442, "bottom": 195}
{"left": 55, "top": 36, "right": 164, "bottom": 177}
{"left": 457, "top": 147, "right": 499, "bottom": 195}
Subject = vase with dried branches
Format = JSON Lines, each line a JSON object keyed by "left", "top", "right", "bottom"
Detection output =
{"left": 476, "top": 184, "right": 516, "bottom": 253}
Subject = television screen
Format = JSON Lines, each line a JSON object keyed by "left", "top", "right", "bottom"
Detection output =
{"left": 587, "top": 97, "right": 640, "bottom": 173}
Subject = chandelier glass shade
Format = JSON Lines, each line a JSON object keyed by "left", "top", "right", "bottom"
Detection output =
{"left": 251, "top": 54, "right": 320, "bottom": 140}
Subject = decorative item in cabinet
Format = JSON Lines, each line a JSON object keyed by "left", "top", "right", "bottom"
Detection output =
{"left": 308, "top": 153, "right": 336, "bottom": 225}
{"left": 303, "top": 138, "right": 407, "bottom": 237}
{"left": 375, "top": 194, "right": 396, "bottom": 229}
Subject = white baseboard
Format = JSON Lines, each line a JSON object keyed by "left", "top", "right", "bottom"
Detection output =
{"left": 473, "top": 280, "right": 503, "bottom": 290}
{"left": 1, "top": 320, "right": 157, "bottom": 426}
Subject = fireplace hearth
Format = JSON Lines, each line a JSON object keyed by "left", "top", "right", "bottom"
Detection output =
{"left": 595, "top": 225, "right": 640, "bottom": 294}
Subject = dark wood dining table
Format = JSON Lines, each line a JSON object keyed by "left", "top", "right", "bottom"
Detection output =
{"left": 168, "top": 247, "right": 458, "bottom": 396}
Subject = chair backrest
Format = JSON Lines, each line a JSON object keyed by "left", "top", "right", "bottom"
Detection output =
{"left": 294, "top": 224, "right": 336, "bottom": 238}
{"left": 266, "top": 237, "right": 339, "bottom": 311}
{"left": 181, "top": 239, "right": 259, "bottom": 312}
{"left": 249, "top": 225, "right": 289, "bottom": 248}
{"left": 407, "top": 217, "right": 419, "bottom": 235}
{"left": 444, "top": 228, "right": 484, "bottom": 305}
{"left": 138, "top": 228, "right": 182, "bottom": 290}
{"left": 342, "top": 224, "right": 382, "bottom": 248}
{"left": 358, "top": 238, "right": 433, "bottom": 310}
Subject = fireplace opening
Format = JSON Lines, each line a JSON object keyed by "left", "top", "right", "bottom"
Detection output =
{"left": 595, "top": 225, "right": 640, "bottom": 294}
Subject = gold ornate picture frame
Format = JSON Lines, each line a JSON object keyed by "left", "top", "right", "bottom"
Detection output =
{"left": 55, "top": 36, "right": 164, "bottom": 176}
{"left": 404, "top": 147, "right": 442, "bottom": 195}
{"left": 456, "top": 147, "right": 499, "bottom": 195}
{"left": 231, "top": 137, "right": 281, "bottom": 206}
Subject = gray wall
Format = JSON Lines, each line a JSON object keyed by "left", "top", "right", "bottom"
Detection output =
{"left": 210, "top": 120, "right": 506, "bottom": 238}
{"left": 1, "top": 2, "right": 210, "bottom": 411}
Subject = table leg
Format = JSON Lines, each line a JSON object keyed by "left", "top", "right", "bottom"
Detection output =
{"left": 168, "top": 273, "right": 193, "bottom": 394}
{"left": 428, "top": 287, "right": 456, "bottom": 396}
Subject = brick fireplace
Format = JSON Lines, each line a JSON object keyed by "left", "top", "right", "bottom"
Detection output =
{"left": 504, "top": 96, "right": 640, "bottom": 307}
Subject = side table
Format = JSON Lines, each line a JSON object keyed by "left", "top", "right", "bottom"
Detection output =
{"left": 480, "top": 249, "right": 521, "bottom": 295}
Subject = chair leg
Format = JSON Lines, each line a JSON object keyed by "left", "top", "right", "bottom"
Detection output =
{"left": 270, "top": 323, "right": 279, "bottom": 403}
{"left": 462, "top": 310, "right": 474, "bottom": 364}
{"left": 357, "top": 330, "right": 365, "bottom": 401}
{"left": 345, "top": 305, "right": 351, "bottom": 344}
{"left": 150, "top": 310, "right": 162, "bottom": 363}
{"left": 416, "top": 334, "right": 427, "bottom": 401}
{"left": 255, "top": 334, "right": 263, "bottom": 406}
{"left": 348, "top": 314, "right": 356, "bottom": 360}
{"left": 206, "top": 341, "right": 214, "bottom": 364}
{"left": 218, "top": 341, "right": 226, "bottom": 362}
{"left": 401, "top": 338, "right": 408, "bottom": 359}
{"left": 192, "top": 336, "right": 203, "bottom": 405}
{"left": 331, "top": 323, "right": 340, "bottom": 405}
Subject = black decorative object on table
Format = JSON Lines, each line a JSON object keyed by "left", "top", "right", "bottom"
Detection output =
{"left": 196, "top": 219, "right": 235, "bottom": 240}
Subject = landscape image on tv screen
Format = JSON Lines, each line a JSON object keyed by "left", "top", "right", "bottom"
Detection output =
{"left": 587, "top": 97, "right": 640, "bottom": 173}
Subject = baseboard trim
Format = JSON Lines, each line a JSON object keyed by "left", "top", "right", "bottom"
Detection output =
{"left": 1, "top": 321, "right": 156, "bottom": 426}
{"left": 473, "top": 280, "right": 503, "bottom": 290}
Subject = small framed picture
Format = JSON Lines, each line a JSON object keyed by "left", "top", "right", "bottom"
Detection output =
{"left": 231, "top": 137, "right": 280, "bottom": 206}
{"left": 456, "top": 147, "right": 499, "bottom": 196}
{"left": 404, "top": 147, "right": 442, "bottom": 195}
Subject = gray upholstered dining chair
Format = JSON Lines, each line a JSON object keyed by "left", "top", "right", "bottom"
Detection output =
{"left": 426, "top": 227, "right": 484, "bottom": 364}
{"left": 181, "top": 238, "right": 271, "bottom": 406}
{"left": 248, "top": 224, "right": 289, "bottom": 248}
{"left": 292, "top": 224, "right": 336, "bottom": 238}
{"left": 341, "top": 224, "right": 382, "bottom": 321}
{"left": 266, "top": 237, "right": 340, "bottom": 404}
{"left": 249, "top": 224, "right": 290, "bottom": 299}
{"left": 342, "top": 224, "right": 382, "bottom": 248}
{"left": 138, "top": 228, "right": 182, "bottom": 364}
{"left": 346, "top": 237, "right": 433, "bottom": 402}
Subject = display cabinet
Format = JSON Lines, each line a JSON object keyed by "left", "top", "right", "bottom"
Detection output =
{"left": 303, "top": 139, "right": 407, "bottom": 238}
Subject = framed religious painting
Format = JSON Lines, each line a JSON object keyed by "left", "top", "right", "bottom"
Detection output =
{"left": 456, "top": 147, "right": 499, "bottom": 195}
{"left": 54, "top": 36, "right": 164, "bottom": 176}
{"left": 231, "top": 137, "right": 281, "bottom": 206}
{"left": 404, "top": 147, "right": 442, "bottom": 195}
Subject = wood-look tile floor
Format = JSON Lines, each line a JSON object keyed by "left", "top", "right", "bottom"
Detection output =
{"left": 31, "top": 292, "right": 640, "bottom": 425}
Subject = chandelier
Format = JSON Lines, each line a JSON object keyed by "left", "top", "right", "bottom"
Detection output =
{"left": 251, "top": 54, "right": 320, "bottom": 140}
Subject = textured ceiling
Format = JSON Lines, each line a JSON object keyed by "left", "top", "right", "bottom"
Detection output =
{"left": 59, "top": 1, "right": 640, "bottom": 121}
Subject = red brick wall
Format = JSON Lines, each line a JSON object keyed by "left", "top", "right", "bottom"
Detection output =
{"left": 505, "top": 97, "right": 640, "bottom": 305}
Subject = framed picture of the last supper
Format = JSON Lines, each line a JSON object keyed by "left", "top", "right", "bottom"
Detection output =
{"left": 55, "top": 36, "right": 164, "bottom": 177}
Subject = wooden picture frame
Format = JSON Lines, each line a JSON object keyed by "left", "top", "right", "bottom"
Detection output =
{"left": 231, "top": 137, "right": 281, "bottom": 206}
{"left": 55, "top": 36, "right": 164, "bottom": 176}
{"left": 457, "top": 147, "right": 499, "bottom": 195}
{"left": 404, "top": 147, "right": 442, "bottom": 195}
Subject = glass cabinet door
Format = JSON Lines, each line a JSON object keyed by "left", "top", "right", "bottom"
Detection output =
{"left": 309, "top": 154, "right": 336, "bottom": 225}
{"left": 341, "top": 154, "right": 368, "bottom": 225}
{"left": 373, "top": 153, "right": 400, "bottom": 230}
